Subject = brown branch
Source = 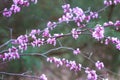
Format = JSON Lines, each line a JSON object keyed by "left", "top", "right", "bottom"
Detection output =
{"left": 0, "top": 72, "right": 40, "bottom": 79}
{"left": 108, "top": 0, "right": 115, "bottom": 20}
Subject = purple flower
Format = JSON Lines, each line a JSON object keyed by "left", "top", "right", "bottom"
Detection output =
{"left": 71, "top": 28, "right": 81, "bottom": 39}
{"left": 47, "top": 57, "right": 63, "bottom": 67}
{"left": 59, "top": 13, "right": 73, "bottom": 23}
{"left": 2, "top": 46, "right": 20, "bottom": 61}
{"left": 85, "top": 68, "right": 97, "bottom": 80}
{"left": 42, "top": 28, "right": 51, "bottom": 37}
{"left": 105, "top": 37, "right": 110, "bottom": 45}
{"left": 62, "top": 4, "right": 72, "bottom": 13}
{"left": 19, "top": 43, "right": 27, "bottom": 52}
{"left": 90, "top": 12, "right": 98, "bottom": 19}
{"left": 47, "top": 21, "right": 56, "bottom": 30}
{"left": 111, "top": 37, "right": 120, "bottom": 44}
{"left": 95, "top": 61, "right": 104, "bottom": 70}
{"left": 73, "top": 7, "right": 84, "bottom": 17}
{"left": 114, "top": 20, "right": 120, "bottom": 30}
{"left": 73, "top": 48, "right": 81, "bottom": 55}
{"left": 103, "top": 21, "right": 114, "bottom": 27}
{"left": 31, "top": 38, "right": 44, "bottom": 47}
{"left": 85, "top": 16, "right": 91, "bottom": 22}
{"left": 92, "top": 24, "right": 104, "bottom": 40}
{"left": 104, "top": 0, "right": 112, "bottom": 6}
{"left": 47, "top": 38, "right": 56, "bottom": 46}
{"left": 10, "top": 4, "right": 21, "bottom": 13}
{"left": 13, "top": 0, "right": 24, "bottom": 5}
{"left": 39, "top": 74, "right": 47, "bottom": 80}
{"left": 3, "top": 8, "right": 12, "bottom": 17}
{"left": 116, "top": 43, "right": 120, "bottom": 50}
{"left": 23, "top": 1, "right": 30, "bottom": 7}
{"left": 29, "top": 29, "right": 40, "bottom": 39}
{"left": 14, "top": 35, "right": 28, "bottom": 44}
{"left": 47, "top": 57, "right": 82, "bottom": 72}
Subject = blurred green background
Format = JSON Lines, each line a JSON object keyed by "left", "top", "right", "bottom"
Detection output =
{"left": 0, "top": 0, "right": 120, "bottom": 80}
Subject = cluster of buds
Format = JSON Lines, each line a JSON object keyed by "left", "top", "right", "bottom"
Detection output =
{"left": 104, "top": 0, "right": 120, "bottom": 6}
{"left": 47, "top": 57, "right": 82, "bottom": 72}
{"left": 103, "top": 20, "right": 120, "bottom": 30}
{"left": 58, "top": 4, "right": 98, "bottom": 28}
{"left": 3, "top": 0, "right": 38, "bottom": 17}
{"left": 0, "top": 46, "right": 19, "bottom": 61}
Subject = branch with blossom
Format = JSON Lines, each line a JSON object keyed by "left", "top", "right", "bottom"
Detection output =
{"left": 1, "top": 0, "right": 120, "bottom": 80}
{"left": 0, "top": 71, "right": 47, "bottom": 80}
{"left": 1, "top": 0, "right": 37, "bottom": 17}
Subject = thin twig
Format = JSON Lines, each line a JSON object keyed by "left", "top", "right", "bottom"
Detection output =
{"left": 0, "top": 72, "right": 40, "bottom": 79}
{"left": 0, "top": 39, "right": 14, "bottom": 49}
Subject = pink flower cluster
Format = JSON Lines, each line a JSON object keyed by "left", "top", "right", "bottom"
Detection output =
{"left": 58, "top": 4, "right": 98, "bottom": 27}
{"left": 71, "top": 28, "right": 81, "bottom": 39}
{"left": 29, "top": 29, "right": 40, "bottom": 39}
{"left": 47, "top": 57, "right": 104, "bottom": 80}
{"left": 0, "top": 46, "right": 19, "bottom": 61}
{"left": 13, "top": 35, "right": 28, "bottom": 52}
{"left": 3, "top": 0, "right": 38, "bottom": 17}
{"left": 85, "top": 68, "right": 98, "bottom": 80}
{"left": 31, "top": 38, "right": 44, "bottom": 47}
{"left": 105, "top": 37, "right": 120, "bottom": 50}
{"left": 47, "top": 57, "right": 82, "bottom": 72}
{"left": 95, "top": 61, "right": 104, "bottom": 70}
{"left": 92, "top": 24, "right": 105, "bottom": 41}
{"left": 39, "top": 74, "right": 48, "bottom": 80}
{"left": 73, "top": 48, "right": 81, "bottom": 55}
{"left": 47, "top": 21, "right": 57, "bottom": 30}
{"left": 103, "top": 20, "right": 120, "bottom": 30}
{"left": 104, "top": 0, "right": 120, "bottom": 6}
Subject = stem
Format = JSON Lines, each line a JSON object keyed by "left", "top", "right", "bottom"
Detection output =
{"left": 0, "top": 72, "right": 40, "bottom": 79}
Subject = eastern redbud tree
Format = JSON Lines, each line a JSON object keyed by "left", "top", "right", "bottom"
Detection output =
{"left": 0, "top": 0, "right": 120, "bottom": 80}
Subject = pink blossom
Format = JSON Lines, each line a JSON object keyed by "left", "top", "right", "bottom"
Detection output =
{"left": 23, "top": 1, "right": 30, "bottom": 7}
{"left": 47, "top": 57, "right": 63, "bottom": 67}
{"left": 103, "top": 21, "right": 114, "bottom": 27}
{"left": 2, "top": 46, "right": 20, "bottom": 61}
{"left": 47, "top": 38, "right": 56, "bottom": 46}
{"left": 90, "top": 12, "right": 98, "bottom": 19}
{"left": 13, "top": 0, "right": 24, "bottom": 5}
{"left": 10, "top": 4, "right": 21, "bottom": 13}
{"left": 73, "top": 48, "right": 81, "bottom": 55}
{"left": 92, "top": 24, "right": 104, "bottom": 40}
{"left": 31, "top": 38, "right": 44, "bottom": 47}
{"left": 39, "top": 74, "right": 47, "bottom": 80}
{"left": 73, "top": 7, "right": 84, "bottom": 17}
{"left": 116, "top": 43, "right": 120, "bottom": 50}
{"left": 47, "top": 57, "right": 82, "bottom": 72}
{"left": 42, "top": 28, "right": 51, "bottom": 37}
{"left": 19, "top": 43, "right": 27, "bottom": 52}
{"left": 29, "top": 29, "right": 40, "bottom": 36}
{"left": 114, "top": 20, "right": 120, "bottom": 30}
{"left": 104, "top": 0, "right": 112, "bottom": 6}
{"left": 14, "top": 35, "right": 28, "bottom": 44}
{"left": 62, "top": 4, "right": 72, "bottom": 13}
{"left": 95, "top": 61, "right": 104, "bottom": 70}
{"left": 85, "top": 16, "right": 91, "bottom": 22}
{"left": 3, "top": 8, "right": 12, "bottom": 17}
{"left": 47, "top": 21, "right": 56, "bottom": 30}
{"left": 71, "top": 28, "right": 81, "bottom": 39}
{"left": 59, "top": 13, "right": 73, "bottom": 23}
{"left": 85, "top": 68, "right": 97, "bottom": 80}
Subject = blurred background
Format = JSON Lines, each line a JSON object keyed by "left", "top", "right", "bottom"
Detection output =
{"left": 0, "top": 0, "right": 120, "bottom": 80}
